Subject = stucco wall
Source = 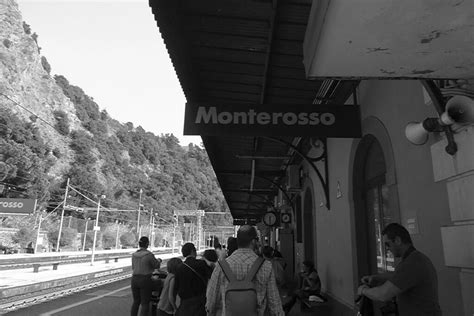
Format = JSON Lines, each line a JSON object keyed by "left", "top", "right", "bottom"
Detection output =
{"left": 356, "top": 80, "right": 463, "bottom": 315}
{"left": 301, "top": 80, "right": 463, "bottom": 314}
{"left": 312, "top": 138, "right": 357, "bottom": 308}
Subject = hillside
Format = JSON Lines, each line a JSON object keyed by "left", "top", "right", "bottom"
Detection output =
{"left": 0, "top": 0, "right": 231, "bottom": 250}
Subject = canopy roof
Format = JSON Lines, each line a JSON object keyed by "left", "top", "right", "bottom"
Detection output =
{"left": 149, "top": 0, "right": 356, "bottom": 220}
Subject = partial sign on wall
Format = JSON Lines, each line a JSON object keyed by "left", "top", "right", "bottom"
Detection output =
{"left": 406, "top": 217, "right": 419, "bottom": 234}
{"left": 0, "top": 198, "right": 36, "bottom": 215}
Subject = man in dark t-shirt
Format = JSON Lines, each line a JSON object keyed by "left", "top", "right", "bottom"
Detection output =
{"left": 358, "top": 223, "right": 442, "bottom": 316}
{"left": 174, "top": 242, "right": 209, "bottom": 316}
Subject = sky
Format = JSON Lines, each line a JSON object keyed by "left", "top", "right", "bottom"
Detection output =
{"left": 16, "top": 0, "right": 202, "bottom": 146}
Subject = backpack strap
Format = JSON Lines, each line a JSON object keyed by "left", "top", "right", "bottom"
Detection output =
{"left": 244, "top": 257, "right": 265, "bottom": 282}
{"left": 183, "top": 262, "right": 207, "bottom": 286}
{"left": 218, "top": 259, "right": 237, "bottom": 282}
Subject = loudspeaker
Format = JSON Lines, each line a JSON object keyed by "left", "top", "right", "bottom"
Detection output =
{"left": 405, "top": 121, "right": 429, "bottom": 145}
{"left": 445, "top": 95, "right": 474, "bottom": 124}
{"left": 405, "top": 96, "right": 474, "bottom": 145}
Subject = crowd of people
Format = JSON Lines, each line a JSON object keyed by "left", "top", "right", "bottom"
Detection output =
{"left": 130, "top": 222, "right": 443, "bottom": 316}
{"left": 130, "top": 225, "right": 314, "bottom": 316}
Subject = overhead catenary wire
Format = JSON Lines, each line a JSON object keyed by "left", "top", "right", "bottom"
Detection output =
{"left": 67, "top": 184, "right": 174, "bottom": 225}
{"left": 69, "top": 184, "right": 174, "bottom": 224}
{"left": 68, "top": 183, "right": 143, "bottom": 210}
{"left": 0, "top": 92, "right": 58, "bottom": 131}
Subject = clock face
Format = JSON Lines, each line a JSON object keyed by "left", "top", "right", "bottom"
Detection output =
{"left": 263, "top": 212, "right": 277, "bottom": 226}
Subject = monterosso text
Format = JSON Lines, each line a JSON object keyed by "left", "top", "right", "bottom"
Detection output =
{"left": 195, "top": 106, "right": 336, "bottom": 126}
{"left": 0, "top": 201, "right": 24, "bottom": 208}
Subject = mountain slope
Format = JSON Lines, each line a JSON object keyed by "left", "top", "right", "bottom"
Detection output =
{"left": 0, "top": 0, "right": 231, "bottom": 231}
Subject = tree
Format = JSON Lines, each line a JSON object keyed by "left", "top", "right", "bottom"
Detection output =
{"left": 53, "top": 110, "right": 70, "bottom": 135}
{"left": 101, "top": 222, "right": 121, "bottom": 249}
{"left": 11, "top": 227, "right": 36, "bottom": 248}
{"left": 48, "top": 227, "right": 79, "bottom": 250}
{"left": 22, "top": 21, "right": 31, "bottom": 34}
{"left": 41, "top": 56, "right": 51, "bottom": 74}
{"left": 120, "top": 232, "right": 137, "bottom": 248}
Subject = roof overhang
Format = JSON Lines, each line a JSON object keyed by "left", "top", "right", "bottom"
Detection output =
{"left": 303, "top": 0, "right": 474, "bottom": 79}
{"left": 149, "top": 0, "right": 358, "bottom": 221}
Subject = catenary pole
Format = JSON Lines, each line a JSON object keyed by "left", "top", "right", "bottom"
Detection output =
{"left": 115, "top": 220, "right": 120, "bottom": 250}
{"left": 34, "top": 211, "right": 43, "bottom": 253}
{"left": 151, "top": 214, "right": 155, "bottom": 248}
{"left": 137, "top": 189, "right": 142, "bottom": 234}
{"left": 82, "top": 218, "right": 89, "bottom": 252}
{"left": 91, "top": 195, "right": 105, "bottom": 265}
{"left": 56, "top": 177, "right": 69, "bottom": 252}
{"left": 148, "top": 210, "right": 153, "bottom": 240}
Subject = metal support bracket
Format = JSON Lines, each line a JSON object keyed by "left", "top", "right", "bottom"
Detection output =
{"left": 255, "top": 175, "right": 296, "bottom": 213}
{"left": 263, "top": 137, "right": 331, "bottom": 210}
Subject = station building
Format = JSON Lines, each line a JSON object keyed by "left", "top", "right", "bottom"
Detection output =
{"left": 148, "top": 1, "right": 473, "bottom": 315}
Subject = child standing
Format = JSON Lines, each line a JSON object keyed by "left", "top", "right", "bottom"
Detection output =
{"left": 157, "top": 257, "right": 182, "bottom": 316}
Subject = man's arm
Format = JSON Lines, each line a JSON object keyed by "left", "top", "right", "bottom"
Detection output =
{"left": 205, "top": 263, "right": 222, "bottom": 316}
{"left": 358, "top": 281, "right": 401, "bottom": 302}
{"left": 266, "top": 268, "right": 285, "bottom": 316}
{"left": 361, "top": 272, "right": 394, "bottom": 287}
{"left": 150, "top": 254, "right": 160, "bottom": 269}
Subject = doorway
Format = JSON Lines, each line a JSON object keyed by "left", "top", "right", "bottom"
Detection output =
{"left": 353, "top": 134, "right": 400, "bottom": 315}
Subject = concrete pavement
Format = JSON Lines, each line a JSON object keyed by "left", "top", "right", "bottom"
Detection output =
{"left": 0, "top": 248, "right": 182, "bottom": 300}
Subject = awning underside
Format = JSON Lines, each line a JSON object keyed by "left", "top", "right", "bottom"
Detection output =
{"left": 149, "top": 0, "right": 356, "bottom": 220}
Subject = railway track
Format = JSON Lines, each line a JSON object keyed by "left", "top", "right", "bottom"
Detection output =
{"left": 0, "top": 249, "right": 170, "bottom": 270}
{"left": 0, "top": 269, "right": 131, "bottom": 313}
{"left": 0, "top": 250, "right": 179, "bottom": 314}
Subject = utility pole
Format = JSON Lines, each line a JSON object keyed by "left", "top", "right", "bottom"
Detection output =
{"left": 56, "top": 177, "right": 69, "bottom": 252}
{"left": 148, "top": 210, "right": 153, "bottom": 240}
{"left": 91, "top": 195, "right": 105, "bottom": 265}
{"left": 82, "top": 218, "right": 90, "bottom": 252}
{"left": 136, "top": 189, "right": 142, "bottom": 234}
{"left": 172, "top": 212, "right": 177, "bottom": 254}
{"left": 150, "top": 212, "right": 155, "bottom": 249}
{"left": 172, "top": 226, "right": 176, "bottom": 254}
{"left": 196, "top": 218, "right": 201, "bottom": 250}
{"left": 35, "top": 211, "right": 43, "bottom": 254}
{"left": 68, "top": 215, "right": 72, "bottom": 228}
{"left": 115, "top": 220, "right": 120, "bottom": 250}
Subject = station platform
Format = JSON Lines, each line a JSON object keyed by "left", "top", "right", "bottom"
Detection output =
{"left": 0, "top": 249, "right": 181, "bottom": 300}
{"left": 0, "top": 249, "right": 340, "bottom": 316}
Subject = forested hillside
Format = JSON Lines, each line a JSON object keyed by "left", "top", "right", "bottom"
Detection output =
{"left": 0, "top": 0, "right": 231, "bottom": 251}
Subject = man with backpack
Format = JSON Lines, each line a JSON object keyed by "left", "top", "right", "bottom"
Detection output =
{"left": 206, "top": 225, "right": 284, "bottom": 316}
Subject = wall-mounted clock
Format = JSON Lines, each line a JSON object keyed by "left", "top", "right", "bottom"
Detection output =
{"left": 281, "top": 213, "right": 291, "bottom": 224}
{"left": 263, "top": 211, "right": 277, "bottom": 226}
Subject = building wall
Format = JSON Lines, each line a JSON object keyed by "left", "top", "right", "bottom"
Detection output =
{"left": 299, "top": 138, "right": 355, "bottom": 309}
{"left": 300, "top": 80, "right": 464, "bottom": 314}
{"left": 358, "top": 80, "right": 463, "bottom": 315}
